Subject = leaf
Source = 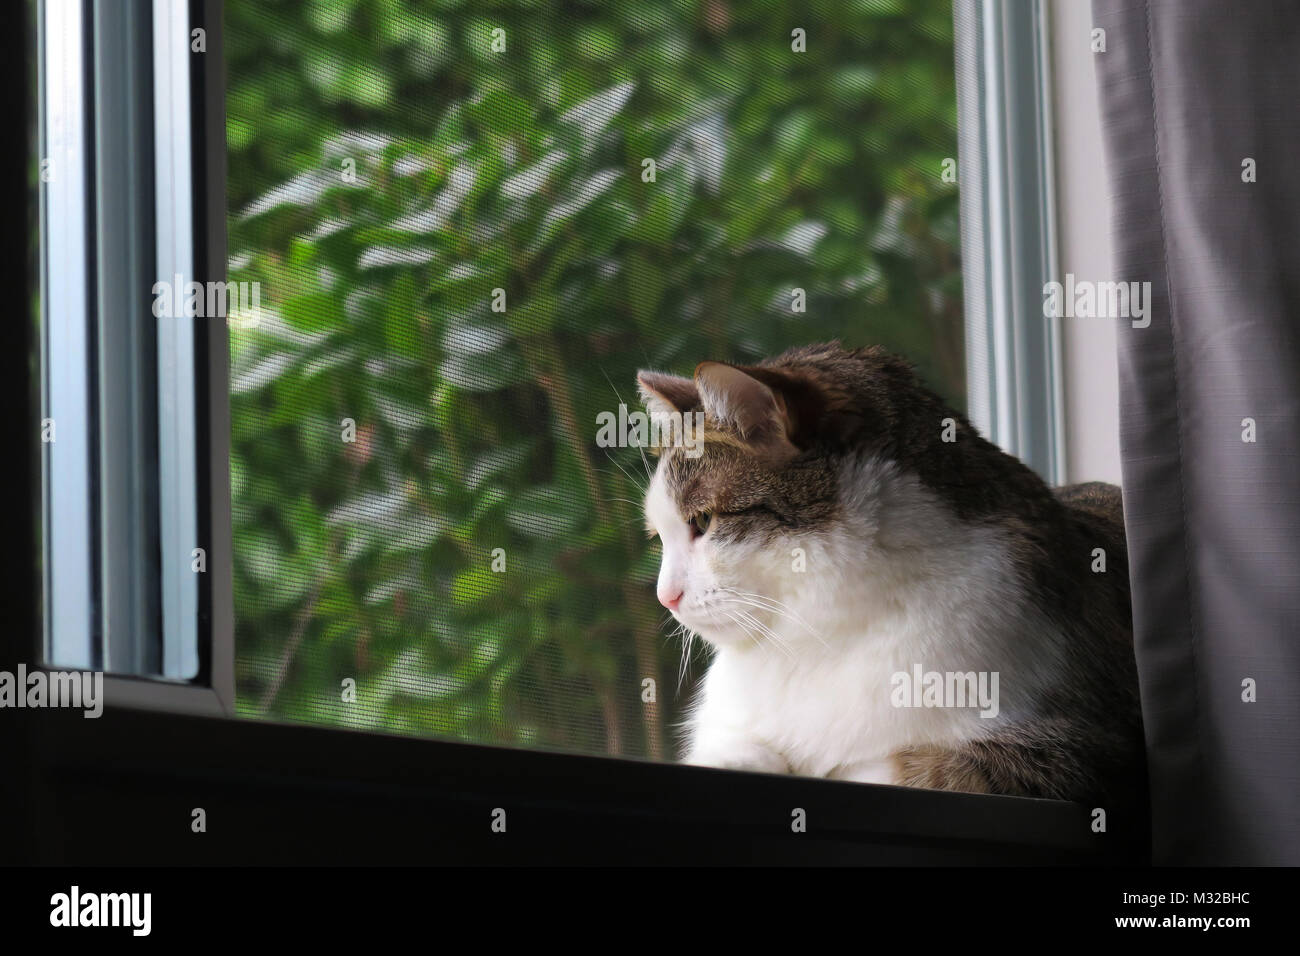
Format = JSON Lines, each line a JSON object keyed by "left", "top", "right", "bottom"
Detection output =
{"left": 558, "top": 82, "right": 634, "bottom": 138}
{"left": 377, "top": 650, "right": 464, "bottom": 701}
{"left": 451, "top": 567, "right": 501, "bottom": 606}
{"left": 781, "top": 221, "right": 829, "bottom": 257}
{"left": 506, "top": 487, "right": 586, "bottom": 538}
{"left": 441, "top": 319, "right": 512, "bottom": 357}
{"left": 326, "top": 490, "right": 409, "bottom": 526}
{"left": 358, "top": 245, "right": 438, "bottom": 269}
{"left": 240, "top": 170, "right": 330, "bottom": 218}
{"left": 499, "top": 150, "right": 568, "bottom": 201}
{"left": 230, "top": 352, "right": 294, "bottom": 394}
{"left": 437, "top": 350, "right": 524, "bottom": 392}
{"left": 465, "top": 444, "right": 532, "bottom": 491}
{"left": 533, "top": 168, "right": 621, "bottom": 247}
{"left": 280, "top": 291, "right": 344, "bottom": 333}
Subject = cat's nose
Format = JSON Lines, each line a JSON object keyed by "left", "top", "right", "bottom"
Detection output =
{"left": 658, "top": 587, "right": 683, "bottom": 611}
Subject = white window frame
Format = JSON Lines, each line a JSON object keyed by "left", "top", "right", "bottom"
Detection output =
{"left": 955, "top": 0, "right": 1065, "bottom": 485}
{"left": 38, "top": 0, "right": 231, "bottom": 712}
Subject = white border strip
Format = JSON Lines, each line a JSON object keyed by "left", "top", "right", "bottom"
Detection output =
{"left": 41, "top": 0, "right": 96, "bottom": 669}
{"left": 956, "top": 0, "right": 1065, "bottom": 485}
{"left": 154, "top": 0, "right": 200, "bottom": 679}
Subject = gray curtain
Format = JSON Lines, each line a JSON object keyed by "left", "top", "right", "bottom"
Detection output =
{"left": 1092, "top": 0, "right": 1300, "bottom": 865}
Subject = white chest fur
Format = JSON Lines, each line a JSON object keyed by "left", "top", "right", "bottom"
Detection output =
{"left": 679, "top": 461, "right": 1068, "bottom": 782}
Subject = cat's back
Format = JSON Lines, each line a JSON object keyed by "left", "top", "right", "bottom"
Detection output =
{"left": 1054, "top": 480, "right": 1122, "bottom": 521}
{"left": 1051, "top": 480, "right": 1132, "bottom": 648}
{"left": 1054, "top": 481, "right": 1125, "bottom": 550}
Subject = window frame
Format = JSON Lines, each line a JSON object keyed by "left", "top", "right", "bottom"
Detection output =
{"left": 39, "top": 0, "right": 97, "bottom": 673}
{"left": 7, "top": 0, "right": 1137, "bottom": 865}
{"left": 956, "top": 0, "right": 1065, "bottom": 485}
{"left": 36, "top": 0, "right": 231, "bottom": 713}
{"left": 48, "top": 0, "right": 1067, "bottom": 712}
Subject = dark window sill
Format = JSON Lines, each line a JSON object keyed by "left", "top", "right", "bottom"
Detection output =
{"left": 11, "top": 704, "right": 1149, "bottom": 865}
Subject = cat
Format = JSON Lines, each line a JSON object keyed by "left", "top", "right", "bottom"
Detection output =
{"left": 637, "top": 342, "right": 1147, "bottom": 816}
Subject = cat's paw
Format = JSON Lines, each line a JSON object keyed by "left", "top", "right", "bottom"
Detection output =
{"left": 827, "top": 757, "right": 900, "bottom": 786}
{"left": 683, "top": 738, "right": 790, "bottom": 775}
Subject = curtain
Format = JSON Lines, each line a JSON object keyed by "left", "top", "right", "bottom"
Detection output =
{"left": 1092, "top": 0, "right": 1300, "bottom": 865}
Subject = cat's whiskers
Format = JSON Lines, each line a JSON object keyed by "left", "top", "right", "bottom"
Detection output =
{"left": 676, "top": 625, "right": 697, "bottom": 690}
{"left": 658, "top": 614, "right": 699, "bottom": 690}
{"left": 637, "top": 444, "right": 654, "bottom": 484}
{"left": 603, "top": 496, "right": 645, "bottom": 508}
{"left": 718, "top": 587, "right": 827, "bottom": 647}
{"left": 718, "top": 609, "right": 766, "bottom": 656}
{"left": 609, "top": 514, "right": 655, "bottom": 529}
{"left": 594, "top": 366, "right": 655, "bottom": 487}
{"left": 601, "top": 455, "right": 649, "bottom": 497}
{"left": 723, "top": 606, "right": 796, "bottom": 660}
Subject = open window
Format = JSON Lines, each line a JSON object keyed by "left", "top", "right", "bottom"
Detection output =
{"left": 13, "top": 0, "right": 1140, "bottom": 865}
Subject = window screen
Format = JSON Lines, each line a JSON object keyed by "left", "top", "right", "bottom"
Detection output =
{"left": 226, "top": 0, "right": 963, "bottom": 761}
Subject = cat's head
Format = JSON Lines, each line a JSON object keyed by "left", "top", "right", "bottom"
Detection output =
{"left": 637, "top": 343, "right": 930, "bottom": 649}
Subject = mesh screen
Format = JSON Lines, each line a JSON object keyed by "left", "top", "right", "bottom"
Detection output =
{"left": 226, "top": 0, "right": 963, "bottom": 761}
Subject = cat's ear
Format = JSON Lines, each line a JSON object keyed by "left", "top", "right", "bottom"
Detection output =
{"left": 636, "top": 370, "right": 698, "bottom": 418}
{"left": 694, "top": 361, "right": 800, "bottom": 457}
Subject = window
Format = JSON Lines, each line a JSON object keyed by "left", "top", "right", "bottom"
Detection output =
{"left": 37, "top": 0, "right": 1065, "bottom": 753}
{"left": 20, "top": 0, "right": 1099, "bottom": 864}
{"left": 221, "top": 0, "right": 973, "bottom": 758}
{"left": 40, "top": 0, "right": 205, "bottom": 682}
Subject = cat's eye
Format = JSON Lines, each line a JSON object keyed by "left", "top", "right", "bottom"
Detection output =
{"left": 688, "top": 513, "right": 712, "bottom": 538}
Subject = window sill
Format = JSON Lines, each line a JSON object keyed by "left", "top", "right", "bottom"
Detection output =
{"left": 14, "top": 704, "right": 1148, "bottom": 865}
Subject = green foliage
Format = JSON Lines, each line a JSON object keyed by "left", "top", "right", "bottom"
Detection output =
{"left": 226, "top": 0, "right": 962, "bottom": 758}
